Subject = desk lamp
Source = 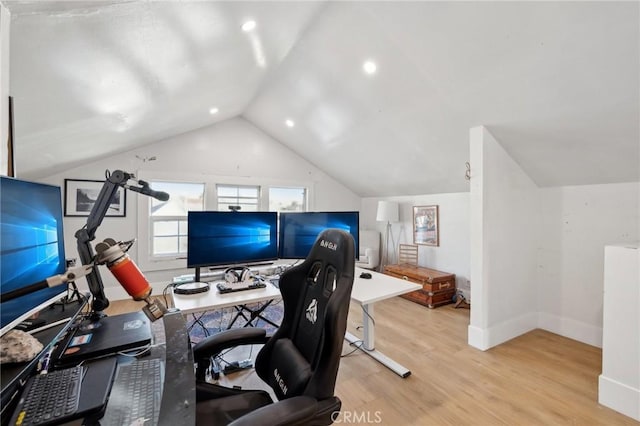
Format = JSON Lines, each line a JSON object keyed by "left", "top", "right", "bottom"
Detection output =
{"left": 376, "top": 201, "right": 399, "bottom": 272}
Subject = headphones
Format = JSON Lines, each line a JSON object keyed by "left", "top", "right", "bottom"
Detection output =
{"left": 224, "top": 266, "right": 252, "bottom": 283}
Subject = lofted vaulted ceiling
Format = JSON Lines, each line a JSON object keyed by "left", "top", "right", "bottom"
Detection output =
{"left": 4, "top": 1, "right": 639, "bottom": 196}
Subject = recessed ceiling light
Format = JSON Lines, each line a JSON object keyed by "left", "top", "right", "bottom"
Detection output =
{"left": 363, "top": 60, "right": 377, "bottom": 75}
{"left": 285, "top": 119, "right": 295, "bottom": 128}
{"left": 209, "top": 107, "right": 219, "bottom": 115}
{"left": 241, "top": 20, "right": 256, "bottom": 32}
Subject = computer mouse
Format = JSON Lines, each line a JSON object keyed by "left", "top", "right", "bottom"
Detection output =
{"left": 359, "top": 272, "right": 372, "bottom": 279}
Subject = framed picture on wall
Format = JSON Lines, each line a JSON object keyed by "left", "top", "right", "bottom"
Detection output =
{"left": 413, "top": 205, "right": 439, "bottom": 246}
{"left": 64, "top": 179, "right": 126, "bottom": 217}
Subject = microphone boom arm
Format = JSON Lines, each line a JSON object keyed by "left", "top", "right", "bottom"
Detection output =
{"left": 74, "top": 170, "right": 162, "bottom": 314}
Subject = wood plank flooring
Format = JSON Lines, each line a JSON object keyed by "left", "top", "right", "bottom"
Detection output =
{"left": 105, "top": 296, "right": 638, "bottom": 425}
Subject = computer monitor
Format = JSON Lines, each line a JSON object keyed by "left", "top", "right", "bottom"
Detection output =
{"left": 0, "top": 177, "right": 68, "bottom": 336}
{"left": 278, "top": 211, "right": 359, "bottom": 259}
{"left": 187, "top": 211, "right": 279, "bottom": 274}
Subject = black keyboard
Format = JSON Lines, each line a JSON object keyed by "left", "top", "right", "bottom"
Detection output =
{"left": 100, "top": 358, "right": 162, "bottom": 425}
{"left": 10, "top": 366, "right": 83, "bottom": 426}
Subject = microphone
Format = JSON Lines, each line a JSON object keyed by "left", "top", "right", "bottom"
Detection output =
{"left": 126, "top": 180, "right": 169, "bottom": 201}
{"left": 95, "top": 239, "right": 167, "bottom": 321}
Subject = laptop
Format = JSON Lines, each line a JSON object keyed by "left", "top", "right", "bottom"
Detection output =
{"left": 56, "top": 312, "right": 152, "bottom": 365}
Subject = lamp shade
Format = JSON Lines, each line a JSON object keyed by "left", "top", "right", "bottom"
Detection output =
{"left": 376, "top": 201, "right": 399, "bottom": 223}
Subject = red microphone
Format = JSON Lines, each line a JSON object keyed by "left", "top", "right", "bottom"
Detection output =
{"left": 95, "top": 238, "right": 166, "bottom": 321}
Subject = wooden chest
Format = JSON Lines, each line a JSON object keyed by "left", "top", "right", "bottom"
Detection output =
{"left": 383, "top": 264, "right": 456, "bottom": 308}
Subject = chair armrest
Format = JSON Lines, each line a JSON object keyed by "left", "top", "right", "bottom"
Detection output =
{"left": 193, "top": 327, "right": 268, "bottom": 361}
{"left": 229, "top": 396, "right": 318, "bottom": 426}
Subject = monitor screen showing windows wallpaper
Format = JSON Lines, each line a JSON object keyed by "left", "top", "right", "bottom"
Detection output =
{"left": 187, "top": 211, "right": 279, "bottom": 268}
{"left": 0, "top": 177, "right": 67, "bottom": 335}
{"left": 278, "top": 211, "right": 359, "bottom": 259}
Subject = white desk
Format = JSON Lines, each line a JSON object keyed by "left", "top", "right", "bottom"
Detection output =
{"left": 173, "top": 281, "right": 282, "bottom": 331}
{"left": 348, "top": 267, "right": 422, "bottom": 378}
{"left": 172, "top": 281, "right": 282, "bottom": 314}
{"left": 172, "top": 269, "right": 420, "bottom": 377}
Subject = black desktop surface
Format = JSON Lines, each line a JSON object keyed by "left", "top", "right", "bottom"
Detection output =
{"left": 1, "top": 309, "right": 196, "bottom": 426}
{"left": 0, "top": 297, "right": 87, "bottom": 423}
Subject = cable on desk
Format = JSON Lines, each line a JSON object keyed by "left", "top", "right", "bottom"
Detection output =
{"left": 117, "top": 343, "right": 153, "bottom": 358}
{"left": 162, "top": 283, "right": 175, "bottom": 309}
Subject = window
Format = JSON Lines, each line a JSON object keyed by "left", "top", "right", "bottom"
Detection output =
{"left": 137, "top": 173, "right": 313, "bottom": 272}
{"left": 216, "top": 184, "right": 260, "bottom": 212}
{"left": 269, "top": 187, "right": 306, "bottom": 212}
{"left": 150, "top": 181, "right": 204, "bottom": 257}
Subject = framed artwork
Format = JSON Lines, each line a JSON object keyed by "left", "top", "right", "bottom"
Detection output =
{"left": 413, "top": 205, "right": 439, "bottom": 246}
{"left": 64, "top": 179, "right": 126, "bottom": 217}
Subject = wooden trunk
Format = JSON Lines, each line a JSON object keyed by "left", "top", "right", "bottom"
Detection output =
{"left": 383, "top": 264, "right": 456, "bottom": 308}
{"left": 400, "top": 287, "right": 456, "bottom": 308}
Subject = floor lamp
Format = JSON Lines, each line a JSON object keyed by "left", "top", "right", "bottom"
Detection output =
{"left": 376, "top": 201, "right": 399, "bottom": 272}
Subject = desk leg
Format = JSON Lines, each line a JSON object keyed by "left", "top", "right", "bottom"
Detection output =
{"left": 241, "top": 300, "right": 280, "bottom": 328}
{"left": 362, "top": 303, "right": 375, "bottom": 350}
{"left": 228, "top": 300, "right": 280, "bottom": 330}
{"left": 344, "top": 302, "right": 411, "bottom": 378}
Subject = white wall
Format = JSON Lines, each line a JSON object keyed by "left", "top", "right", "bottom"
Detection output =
{"left": 361, "top": 193, "right": 470, "bottom": 297}
{"left": 599, "top": 243, "right": 640, "bottom": 420}
{"left": 40, "top": 117, "right": 360, "bottom": 300}
{"left": 537, "top": 182, "right": 639, "bottom": 347}
{"left": 468, "top": 125, "right": 639, "bottom": 350}
{"left": 0, "top": 4, "right": 10, "bottom": 175}
{"left": 468, "top": 126, "right": 540, "bottom": 350}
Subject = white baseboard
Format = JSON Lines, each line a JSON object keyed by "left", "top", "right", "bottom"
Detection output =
{"left": 599, "top": 375, "right": 640, "bottom": 421}
{"left": 467, "top": 313, "right": 537, "bottom": 350}
{"left": 468, "top": 325, "right": 488, "bottom": 350}
{"left": 538, "top": 312, "right": 602, "bottom": 348}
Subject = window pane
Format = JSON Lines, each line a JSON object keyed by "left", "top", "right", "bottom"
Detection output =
{"left": 153, "top": 236, "right": 179, "bottom": 255}
{"left": 270, "top": 187, "right": 306, "bottom": 212}
{"left": 238, "top": 187, "right": 259, "bottom": 197}
{"left": 153, "top": 220, "right": 179, "bottom": 236}
{"left": 178, "top": 236, "right": 188, "bottom": 254}
{"left": 219, "top": 203, "right": 259, "bottom": 212}
{"left": 217, "top": 186, "right": 237, "bottom": 197}
{"left": 151, "top": 182, "right": 204, "bottom": 217}
{"left": 216, "top": 184, "right": 260, "bottom": 212}
{"left": 218, "top": 197, "right": 241, "bottom": 204}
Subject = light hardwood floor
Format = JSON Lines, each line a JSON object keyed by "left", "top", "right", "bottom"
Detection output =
{"left": 106, "top": 296, "right": 638, "bottom": 425}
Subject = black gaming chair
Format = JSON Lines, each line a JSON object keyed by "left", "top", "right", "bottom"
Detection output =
{"left": 193, "top": 228, "right": 355, "bottom": 426}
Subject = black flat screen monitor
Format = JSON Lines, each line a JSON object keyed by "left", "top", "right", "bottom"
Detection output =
{"left": 278, "top": 211, "right": 359, "bottom": 259}
{"left": 0, "top": 177, "right": 67, "bottom": 336}
{"left": 187, "top": 211, "right": 279, "bottom": 269}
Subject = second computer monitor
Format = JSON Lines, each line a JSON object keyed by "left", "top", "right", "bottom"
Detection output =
{"left": 278, "top": 211, "right": 359, "bottom": 260}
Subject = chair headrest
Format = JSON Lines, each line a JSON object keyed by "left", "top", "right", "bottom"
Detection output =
{"left": 305, "top": 228, "right": 355, "bottom": 273}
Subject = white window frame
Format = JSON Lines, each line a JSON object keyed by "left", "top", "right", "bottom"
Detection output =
{"left": 136, "top": 171, "right": 314, "bottom": 272}
{"left": 216, "top": 184, "right": 261, "bottom": 211}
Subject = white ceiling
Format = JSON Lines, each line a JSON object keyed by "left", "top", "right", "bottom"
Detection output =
{"left": 4, "top": 1, "right": 639, "bottom": 196}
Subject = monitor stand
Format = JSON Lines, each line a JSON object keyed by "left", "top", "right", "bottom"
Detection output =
{"left": 174, "top": 268, "right": 211, "bottom": 295}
